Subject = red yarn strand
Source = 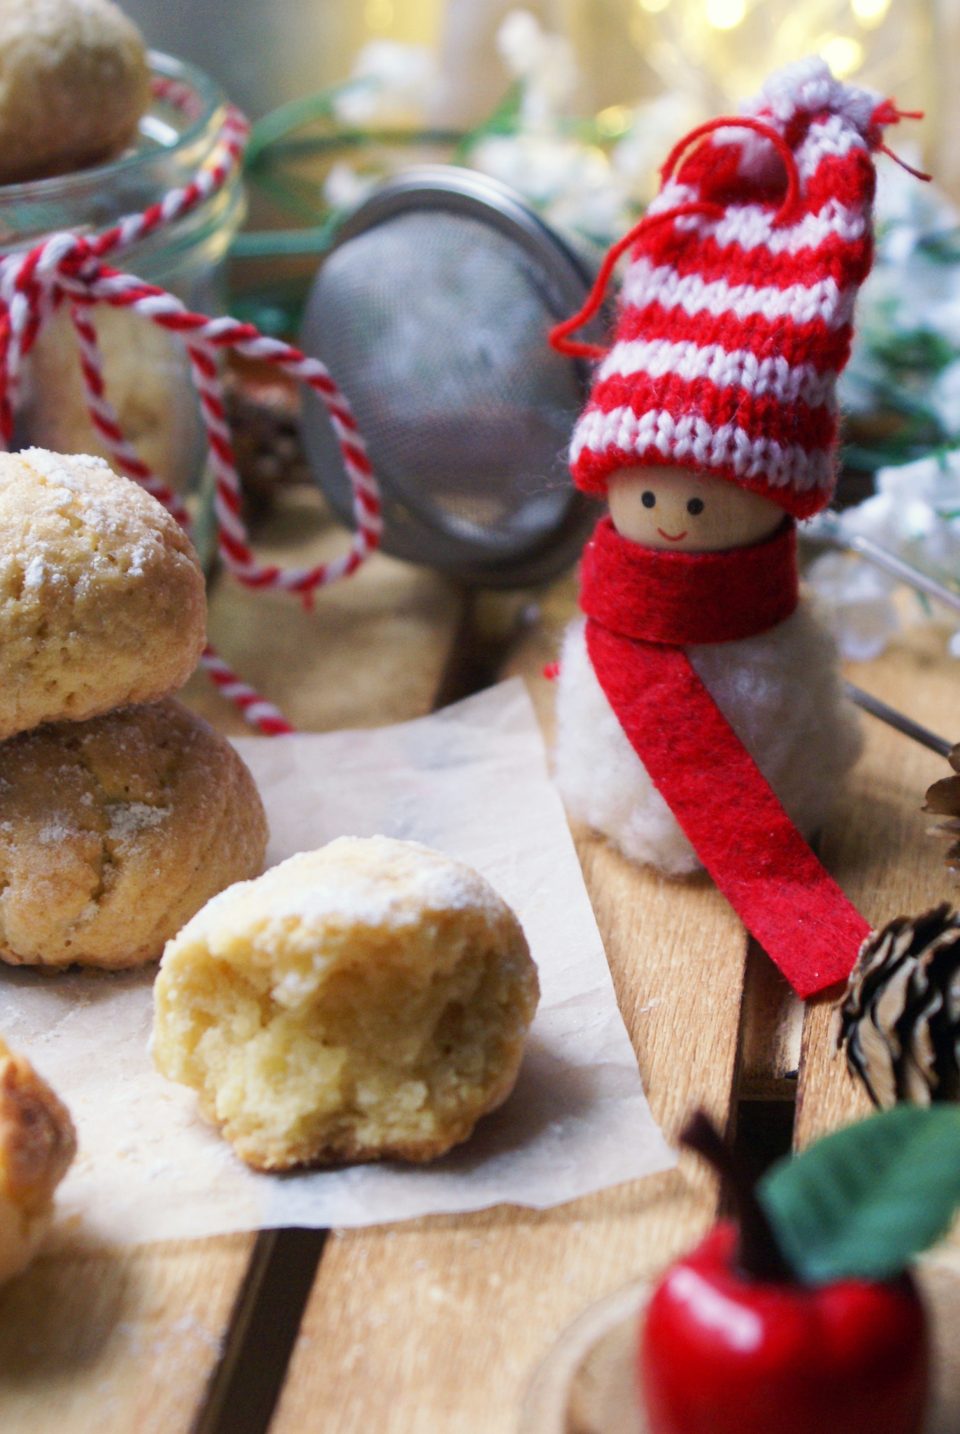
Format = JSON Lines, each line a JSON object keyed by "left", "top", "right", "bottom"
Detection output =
{"left": 548, "top": 201, "right": 723, "bottom": 359}
{"left": 660, "top": 115, "right": 802, "bottom": 223}
{"left": 877, "top": 144, "right": 932, "bottom": 183}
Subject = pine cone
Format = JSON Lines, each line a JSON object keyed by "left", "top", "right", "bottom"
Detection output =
{"left": 925, "top": 747, "right": 960, "bottom": 873}
{"left": 223, "top": 358, "right": 313, "bottom": 520}
{"left": 838, "top": 905, "right": 960, "bottom": 1107}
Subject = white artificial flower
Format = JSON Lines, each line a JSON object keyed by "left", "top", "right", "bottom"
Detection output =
{"left": 323, "top": 162, "right": 380, "bottom": 213}
{"left": 804, "top": 551, "right": 900, "bottom": 662}
{"left": 842, "top": 471, "right": 934, "bottom": 550}
{"left": 841, "top": 454, "right": 960, "bottom": 560}
{"left": 858, "top": 247, "right": 960, "bottom": 347}
{"left": 545, "top": 173, "right": 632, "bottom": 247}
{"left": 850, "top": 170, "right": 960, "bottom": 354}
{"left": 611, "top": 94, "right": 700, "bottom": 205}
{"left": 495, "top": 9, "right": 578, "bottom": 130}
{"left": 332, "top": 41, "right": 437, "bottom": 127}
{"left": 930, "top": 360, "right": 960, "bottom": 438}
{"left": 875, "top": 157, "right": 957, "bottom": 237}
{"left": 496, "top": 10, "right": 543, "bottom": 75}
{"left": 469, "top": 133, "right": 629, "bottom": 245}
{"left": 837, "top": 338, "right": 892, "bottom": 416}
{"left": 928, "top": 299, "right": 960, "bottom": 349}
{"left": 874, "top": 449, "right": 960, "bottom": 515}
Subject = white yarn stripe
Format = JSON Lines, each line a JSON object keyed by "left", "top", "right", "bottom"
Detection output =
{"left": 620, "top": 258, "right": 856, "bottom": 329}
{"left": 645, "top": 180, "right": 699, "bottom": 216}
{"left": 748, "top": 61, "right": 878, "bottom": 135}
{"left": 794, "top": 113, "right": 870, "bottom": 183}
{"left": 597, "top": 338, "right": 836, "bottom": 410}
{"left": 673, "top": 196, "right": 866, "bottom": 256}
{"left": 570, "top": 405, "right": 833, "bottom": 492}
{"left": 241, "top": 700, "right": 288, "bottom": 725}
{"left": 34, "top": 232, "right": 81, "bottom": 278}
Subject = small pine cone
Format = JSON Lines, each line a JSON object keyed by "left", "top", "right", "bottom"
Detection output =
{"left": 924, "top": 745, "right": 960, "bottom": 873}
{"left": 838, "top": 905, "right": 960, "bottom": 1107}
{"left": 223, "top": 358, "right": 313, "bottom": 520}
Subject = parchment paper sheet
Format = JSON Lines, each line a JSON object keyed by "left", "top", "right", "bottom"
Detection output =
{"left": 0, "top": 679, "right": 674, "bottom": 1248}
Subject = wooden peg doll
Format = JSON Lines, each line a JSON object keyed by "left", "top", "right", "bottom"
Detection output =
{"left": 549, "top": 58, "right": 927, "bottom": 997}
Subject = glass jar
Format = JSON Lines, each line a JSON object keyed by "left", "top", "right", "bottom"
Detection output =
{"left": 0, "top": 50, "right": 245, "bottom": 498}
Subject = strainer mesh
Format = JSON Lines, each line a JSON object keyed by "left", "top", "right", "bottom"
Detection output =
{"left": 300, "top": 209, "right": 584, "bottom": 575}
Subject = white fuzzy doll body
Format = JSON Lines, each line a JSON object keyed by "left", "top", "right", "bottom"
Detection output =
{"left": 555, "top": 468, "right": 863, "bottom": 878}
{"left": 546, "top": 58, "right": 914, "bottom": 997}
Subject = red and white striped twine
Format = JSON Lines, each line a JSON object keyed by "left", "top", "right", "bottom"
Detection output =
{"left": 0, "top": 77, "right": 383, "bottom": 736}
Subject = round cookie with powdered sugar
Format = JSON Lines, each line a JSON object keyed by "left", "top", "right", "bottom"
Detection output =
{"left": 153, "top": 836, "right": 540, "bottom": 1170}
{"left": 0, "top": 699, "right": 267, "bottom": 969}
{"left": 0, "top": 0, "right": 149, "bottom": 184}
{"left": 0, "top": 449, "right": 205, "bottom": 740}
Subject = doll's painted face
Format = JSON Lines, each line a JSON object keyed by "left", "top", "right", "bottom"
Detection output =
{"left": 607, "top": 466, "right": 784, "bottom": 553}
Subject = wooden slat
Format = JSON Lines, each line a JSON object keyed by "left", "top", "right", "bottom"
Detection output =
{"left": 271, "top": 576, "right": 752, "bottom": 1434}
{"left": 794, "top": 624, "right": 959, "bottom": 1150}
{"left": 185, "top": 490, "right": 461, "bottom": 737}
{"left": 737, "top": 942, "right": 804, "bottom": 1100}
{"left": 0, "top": 1237, "right": 256, "bottom": 1433}
{"left": 0, "top": 489, "right": 464, "bottom": 1434}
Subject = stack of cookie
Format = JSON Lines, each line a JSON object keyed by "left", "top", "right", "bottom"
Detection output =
{"left": 0, "top": 448, "right": 268, "bottom": 970}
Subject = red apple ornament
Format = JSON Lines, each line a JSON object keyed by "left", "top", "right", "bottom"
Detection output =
{"left": 639, "top": 1109, "right": 960, "bottom": 1434}
{"left": 642, "top": 1224, "right": 926, "bottom": 1434}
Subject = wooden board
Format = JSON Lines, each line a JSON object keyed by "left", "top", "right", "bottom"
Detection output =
{"left": 271, "top": 576, "right": 753, "bottom": 1434}
{"left": 184, "top": 489, "right": 462, "bottom": 736}
{"left": 0, "top": 1236, "right": 257, "bottom": 1434}
{"left": 0, "top": 490, "right": 464, "bottom": 1434}
{"left": 794, "top": 623, "right": 959, "bottom": 1151}
{"left": 10, "top": 495, "right": 959, "bottom": 1433}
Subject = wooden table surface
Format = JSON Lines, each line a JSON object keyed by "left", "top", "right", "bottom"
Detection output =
{"left": 0, "top": 488, "right": 955, "bottom": 1434}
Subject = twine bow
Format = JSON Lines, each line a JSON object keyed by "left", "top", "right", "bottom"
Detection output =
{"left": 0, "top": 80, "right": 383, "bottom": 735}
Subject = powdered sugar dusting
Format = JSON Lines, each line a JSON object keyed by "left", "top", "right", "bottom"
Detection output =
{"left": 14, "top": 448, "right": 161, "bottom": 544}
{"left": 127, "top": 542, "right": 153, "bottom": 577}
{"left": 22, "top": 555, "right": 46, "bottom": 591}
{"left": 20, "top": 447, "right": 111, "bottom": 483}
{"left": 180, "top": 836, "right": 508, "bottom": 949}
{"left": 107, "top": 802, "right": 170, "bottom": 847}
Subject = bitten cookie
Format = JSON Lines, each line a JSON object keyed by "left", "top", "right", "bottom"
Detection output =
{"left": 0, "top": 699, "right": 268, "bottom": 969}
{"left": 0, "top": 1037, "right": 76, "bottom": 1283}
{"left": 0, "top": 449, "right": 206, "bottom": 740}
{"left": 153, "top": 836, "right": 540, "bottom": 1171}
{"left": 0, "top": 0, "right": 150, "bottom": 184}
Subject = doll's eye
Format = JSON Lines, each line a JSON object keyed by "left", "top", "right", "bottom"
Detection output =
{"left": 641, "top": 491, "right": 656, "bottom": 509}
{"left": 687, "top": 498, "right": 705, "bottom": 516}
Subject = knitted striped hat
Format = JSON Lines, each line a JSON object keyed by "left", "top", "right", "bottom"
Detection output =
{"left": 553, "top": 59, "right": 922, "bottom": 519}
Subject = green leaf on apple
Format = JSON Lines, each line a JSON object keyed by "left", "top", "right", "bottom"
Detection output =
{"left": 759, "top": 1105, "right": 960, "bottom": 1285}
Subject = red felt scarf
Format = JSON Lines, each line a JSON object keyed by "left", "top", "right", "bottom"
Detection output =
{"left": 580, "top": 517, "right": 871, "bottom": 998}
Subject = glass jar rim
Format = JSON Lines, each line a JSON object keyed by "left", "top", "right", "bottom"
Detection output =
{"left": 0, "top": 49, "right": 230, "bottom": 205}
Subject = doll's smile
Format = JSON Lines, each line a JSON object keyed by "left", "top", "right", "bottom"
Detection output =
{"left": 607, "top": 467, "right": 784, "bottom": 553}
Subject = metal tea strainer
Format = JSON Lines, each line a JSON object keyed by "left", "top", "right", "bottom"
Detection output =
{"left": 298, "top": 165, "right": 598, "bottom": 588}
